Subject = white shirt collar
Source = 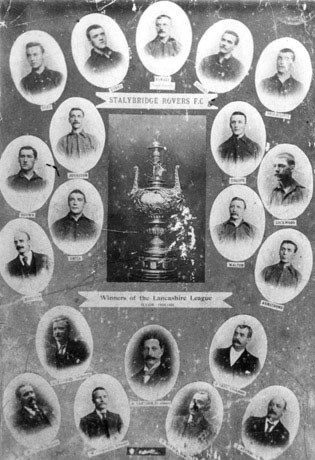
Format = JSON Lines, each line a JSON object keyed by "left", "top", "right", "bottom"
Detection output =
{"left": 96, "top": 409, "right": 107, "bottom": 419}
{"left": 265, "top": 418, "right": 280, "bottom": 432}
{"left": 19, "top": 250, "right": 33, "bottom": 265}
{"left": 229, "top": 347, "right": 245, "bottom": 366}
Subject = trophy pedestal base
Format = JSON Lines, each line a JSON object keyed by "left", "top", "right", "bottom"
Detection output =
{"left": 138, "top": 255, "right": 177, "bottom": 282}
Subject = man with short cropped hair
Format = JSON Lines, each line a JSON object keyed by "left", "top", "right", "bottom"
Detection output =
{"left": 14, "top": 383, "right": 52, "bottom": 431}
{"left": 261, "top": 240, "right": 301, "bottom": 288}
{"left": 215, "top": 197, "right": 257, "bottom": 243}
{"left": 85, "top": 24, "right": 123, "bottom": 73}
{"left": 7, "top": 146, "right": 45, "bottom": 191}
{"left": 144, "top": 14, "right": 181, "bottom": 58}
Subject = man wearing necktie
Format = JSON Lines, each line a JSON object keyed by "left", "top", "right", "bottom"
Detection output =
{"left": 79, "top": 387, "right": 123, "bottom": 439}
{"left": 14, "top": 383, "right": 52, "bottom": 431}
{"left": 244, "top": 396, "right": 290, "bottom": 447}
{"left": 6, "top": 230, "right": 50, "bottom": 278}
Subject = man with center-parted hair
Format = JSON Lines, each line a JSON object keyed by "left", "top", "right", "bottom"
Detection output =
{"left": 261, "top": 48, "right": 303, "bottom": 97}
{"left": 14, "top": 383, "right": 52, "bottom": 432}
{"left": 79, "top": 387, "right": 123, "bottom": 439}
{"left": 199, "top": 30, "right": 244, "bottom": 81}
{"left": 218, "top": 112, "right": 261, "bottom": 163}
{"left": 7, "top": 145, "right": 45, "bottom": 191}
{"left": 21, "top": 41, "right": 62, "bottom": 94}
{"left": 46, "top": 315, "right": 89, "bottom": 369}
{"left": 51, "top": 189, "right": 98, "bottom": 242}
{"left": 215, "top": 196, "right": 257, "bottom": 244}
{"left": 214, "top": 324, "right": 260, "bottom": 377}
{"left": 269, "top": 152, "right": 307, "bottom": 207}
{"left": 57, "top": 107, "right": 99, "bottom": 159}
{"left": 261, "top": 240, "right": 301, "bottom": 289}
{"left": 131, "top": 333, "right": 171, "bottom": 386}
{"left": 84, "top": 24, "right": 123, "bottom": 73}
{"left": 244, "top": 396, "right": 290, "bottom": 447}
{"left": 144, "top": 14, "right": 181, "bottom": 59}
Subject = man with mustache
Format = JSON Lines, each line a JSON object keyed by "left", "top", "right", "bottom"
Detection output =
{"left": 199, "top": 30, "right": 244, "bottom": 81}
{"left": 79, "top": 387, "right": 123, "bottom": 439}
{"left": 214, "top": 324, "right": 260, "bottom": 377}
{"left": 244, "top": 396, "right": 289, "bottom": 447}
{"left": 269, "top": 152, "right": 307, "bottom": 208}
{"left": 131, "top": 334, "right": 171, "bottom": 386}
{"left": 52, "top": 189, "right": 98, "bottom": 242}
{"left": 261, "top": 240, "right": 301, "bottom": 289}
{"left": 46, "top": 316, "right": 89, "bottom": 369}
{"left": 218, "top": 112, "right": 261, "bottom": 163}
{"left": 6, "top": 230, "right": 50, "bottom": 278}
{"left": 7, "top": 146, "right": 45, "bottom": 192}
{"left": 57, "top": 107, "right": 99, "bottom": 159}
{"left": 171, "top": 391, "right": 214, "bottom": 449}
{"left": 14, "top": 383, "right": 52, "bottom": 431}
{"left": 261, "top": 48, "right": 302, "bottom": 97}
{"left": 84, "top": 24, "right": 123, "bottom": 74}
{"left": 215, "top": 197, "right": 257, "bottom": 244}
{"left": 144, "top": 14, "right": 181, "bottom": 59}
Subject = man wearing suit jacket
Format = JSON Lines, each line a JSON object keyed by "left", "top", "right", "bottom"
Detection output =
{"left": 14, "top": 383, "right": 52, "bottom": 432}
{"left": 79, "top": 387, "right": 122, "bottom": 439}
{"left": 131, "top": 334, "right": 171, "bottom": 386}
{"left": 244, "top": 396, "right": 290, "bottom": 447}
{"left": 214, "top": 324, "right": 260, "bottom": 377}
{"left": 6, "top": 231, "right": 50, "bottom": 278}
{"left": 46, "top": 316, "right": 89, "bottom": 369}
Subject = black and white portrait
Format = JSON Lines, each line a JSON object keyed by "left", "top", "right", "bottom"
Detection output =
{"left": 50, "top": 97, "right": 105, "bottom": 173}
{"left": 255, "top": 37, "right": 312, "bottom": 113}
{"left": 9, "top": 30, "right": 66, "bottom": 106}
{"left": 255, "top": 229, "right": 312, "bottom": 304}
{"left": 0, "top": 135, "right": 55, "bottom": 213}
{"left": 166, "top": 382, "right": 223, "bottom": 456}
{"left": 242, "top": 386, "right": 300, "bottom": 459}
{"left": 71, "top": 13, "right": 129, "bottom": 89}
{"left": 209, "top": 315, "right": 267, "bottom": 389}
{"left": 0, "top": 219, "right": 54, "bottom": 295}
{"left": 210, "top": 185, "right": 265, "bottom": 261}
{"left": 3, "top": 373, "right": 60, "bottom": 448}
{"left": 74, "top": 374, "right": 130, "bottom": 448}
{"left": 136, "top": 0, "right": 192, "bottom": 76}
{"left": 48, "top": 179, "right": 103, "bottom": 255}
{"left": 257, "top": 144, "right": 312, "bottom": 220}
{"left": 125, "top": 324, "right": 179, "bottom": 401}
{"left": 36, "top": 305, "right": 93, "bottom": 380}
{"left": 196, "top": 19, "right": 253, "bottom": 93}
{"left": 211, "top": 101, "right": 266, "bottom": 178}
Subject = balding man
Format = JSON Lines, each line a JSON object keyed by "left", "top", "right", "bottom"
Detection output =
{"left": 199, "top": 30, "right": 244, "bottom": 81}
{"left": 269, "top": 152, "right": 307, "bottom": 207}
{"left": 14, "top": 383, "right": 52, "bottom": 431}
{"left": 215, "top": 197, "right": 257, "bottom": 243}
{"left": 84, "top": 24, "right": 123, "bottom": 73}
{"left": 144, "top": 14, "right": 181, "bottom": 59}
{"left": 261, "top": 48, "right": 302, "bottom": 97}
{"left": 244, "top": 396, "right": 289, "bottom": 447}
{"left": 7, "top": 146, "right": 45, "bottom": 191}
{"left": 6, "top": 231, "right": 50, "bottom": 278}
{"left": 171, "top": 391, "right": 214, "bottom": 443}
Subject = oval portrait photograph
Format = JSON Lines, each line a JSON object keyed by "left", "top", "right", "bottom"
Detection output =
{"left": 255, "top": 37, "right": 312, "bottom": 113}
{"left": 71, "top": 13, "right": 129, "bottom": 89}
{"left": 242, "top": 385, "right": 300, "bottom": 459}
{"left": 136, "top": 0, "right": 192, "bottom": 77}
{"left": 125, "top": 324, "right": 179, "bottom": 401}
{"left": 210, "top": 185, "right": 265, "bottom": 261}
{"left": 257, "top": 144, "right": 312, "bottom": 220}
{"left": 3, "top": 372, "right": 60, "bottom": 448}
{"left": 74, "top": 373, "right": 130, "bottom": 448}
{"left": 0, "top": 219, "right": 54, "bottom": 295}
{"left": 36, "top": 305, "right": 93, "bottom": 380}
{"left": 196, "top": 19, "right": 253, "bottom": 94}
{"left": 9, "top": 30, "right": 67, "bottom": 106}
{"left": 255, "top": 229, "right": 312, "bottom": 304}
{"left": 48, "top": 179, "right": 103, "bottom": 256}
{"left": 50, "top": 97, "right": 105, "bottom": 173}
{"left": 209, "top": 314, "right": 267, "bottom": 389}
{"left": 165, "top": 381, "right": 223, "bottom": 456}
{"left": 0, "top": 135, "right": 55, "bottom": 213}
{"left": 211, "top": 101, "right": 266, "bottom": 178}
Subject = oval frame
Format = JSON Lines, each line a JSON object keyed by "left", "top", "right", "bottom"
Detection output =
{"left": 125, "top": 324, "right": 180, "bottom": 401}
{"left": 210, "top": 185, "right": 265, "bottom": 261}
